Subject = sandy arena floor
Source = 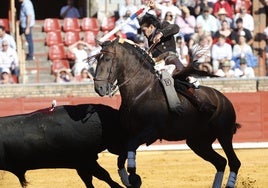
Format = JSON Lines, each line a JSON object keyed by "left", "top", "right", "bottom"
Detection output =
{"left": 0, "top": 148, "right": 267, "bottom": 188}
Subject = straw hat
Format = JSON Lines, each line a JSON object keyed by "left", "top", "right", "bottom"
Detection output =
{"left": 222, "top": 60, "right": 231, "bottom": 67}
{"left": 218, "top": 8, "right": 227, "bottom": 15}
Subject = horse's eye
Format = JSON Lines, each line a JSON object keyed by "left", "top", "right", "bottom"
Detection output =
{"left": 104, "top": 57, "right": 111, "bottom": 62}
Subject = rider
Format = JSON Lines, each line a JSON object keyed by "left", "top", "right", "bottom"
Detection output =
{"left": 139, "top": 12, "right": 215, "bottom": 115}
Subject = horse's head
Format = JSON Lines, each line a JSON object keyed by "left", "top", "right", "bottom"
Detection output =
{"left": 94, "top": 39, "right": 120, "bottom": 96}
{"left": 94, "top": 37, "right": 156, "bottom": 97}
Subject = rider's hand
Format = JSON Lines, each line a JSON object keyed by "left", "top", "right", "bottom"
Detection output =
{"left": 153, "top": 32, "right": 163, "bottom": 43}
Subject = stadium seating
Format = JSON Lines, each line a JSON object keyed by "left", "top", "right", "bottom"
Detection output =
{"left": 51, "top": 59, "right": 70, "bottom": 74}
{"left": 48, "top": 44, "right": 66, "bottom": 60}
{"left": 45, "top": 31, "right": 63, "bottom": 46}
{"left": 83, "top": 31, "right": 96, "bottom": 46}
{"left": 63, "top": 18, "right": 80, "bottom": 32}
{"left": 81, "top": 17, "right": 100, "bottom": 35}
{"left": 64, "top": 31, "right": 80, "bottom": 46}
{"left": 0, "top": 18, "right": 10, "bottom": 33}
{"left": 101, "top": 16, "right": 116, "bottom": 32}
{"left": 43, "top": 18, "right": 61, "bottom": 32}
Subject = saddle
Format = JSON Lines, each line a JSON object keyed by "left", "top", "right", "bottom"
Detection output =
{"left": 160, "top": 72, "right": 216, "bottom": 116}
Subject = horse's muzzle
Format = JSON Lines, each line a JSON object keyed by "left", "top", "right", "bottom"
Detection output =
{"left": 94, "top": 82, "right": 110, "bottom": 97}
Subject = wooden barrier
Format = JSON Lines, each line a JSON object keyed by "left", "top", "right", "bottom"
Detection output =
{"left": 0, "top": 91, "right": 267, "bottom": 143}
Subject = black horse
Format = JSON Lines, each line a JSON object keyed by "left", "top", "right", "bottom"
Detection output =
{"left": 0, "top": 103, "right": 128, "bottom": 188}
{"left": 93, "top": 38, "right": 241, "bottom": 188}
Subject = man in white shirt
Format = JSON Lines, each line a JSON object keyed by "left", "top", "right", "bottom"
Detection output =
{"left": 233, "top": 6, "right": 254, "bottom": 34}
{"left": 211, "top": 34, "right": 234, "bottom": 73}
{"left": 196, "top": 6, "right": 218, "bottom": 35}
{"left": 0, "top": 26, "right": 16, "bottom": 50}
{"left": 0, "top": 40, "right": 19, "bottom": 76}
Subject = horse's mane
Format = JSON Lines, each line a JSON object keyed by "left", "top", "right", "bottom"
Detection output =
{"left": 112, "top": 39, "right": 156, "bottom": 73}
{"left": 102, "top": 39, "right": 217, "bottom": 81}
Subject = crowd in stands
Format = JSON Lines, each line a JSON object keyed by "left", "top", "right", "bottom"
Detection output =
{"left": 1, "top": 0, "right": 268, "bottom": 84}
{"left": 50, "top": 0, "right": 259, "bottom": 81}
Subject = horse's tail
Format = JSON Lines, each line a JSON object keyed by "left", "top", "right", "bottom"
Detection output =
{"left": 233, "top": 123, "right": 242, "bottom": 134}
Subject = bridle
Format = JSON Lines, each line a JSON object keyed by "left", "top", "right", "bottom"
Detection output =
{"left": 92, "top": 42, "right": 159, "bottom": 101}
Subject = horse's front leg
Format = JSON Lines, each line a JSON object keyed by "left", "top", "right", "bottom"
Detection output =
{"left": 127, "top": 150, "right": 142, "bottom": 188}
{"left": 126, "top": 127, "right": 159, "bottom": 188}
{"left": 117, "top": 152, "right": 132, "bottom": 187}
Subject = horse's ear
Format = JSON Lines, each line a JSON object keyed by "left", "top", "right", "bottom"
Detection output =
{"left": 114, "top": 37, "right": 120, "bottom": 43}
{"left": 95, "top": 39, "right": 103, "bottom": 47}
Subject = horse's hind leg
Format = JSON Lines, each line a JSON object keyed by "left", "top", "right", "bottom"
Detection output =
{"left": 186, "top": 138, "right": 227, "bottom": 188}
{"left": 218, "top": 135, "right": 241, "bottom": 188}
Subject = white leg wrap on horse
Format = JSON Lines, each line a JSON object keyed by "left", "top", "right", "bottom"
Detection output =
{"left": 226, "top": 171, "right": 237, "bottom": 188}
{"left": 127, "top": 151, "right": 136, "bottom": 168}
{"left": 212, "top": 171, "right": 224, "bottom": 188}
{"left": 118, "top": 167, "right": 131, "bottom": 186}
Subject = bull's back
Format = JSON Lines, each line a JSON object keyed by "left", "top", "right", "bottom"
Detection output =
{"left": 0, "top": 104, "right": 122, "bottom": 170}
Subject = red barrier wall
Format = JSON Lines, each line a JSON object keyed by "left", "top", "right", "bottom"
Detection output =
{"left": 0, "top": 92, "right": 267, "bottom": 143}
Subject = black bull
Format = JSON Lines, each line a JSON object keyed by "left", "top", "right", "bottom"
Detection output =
{"left": 0, "top": 103, "right": 127, "bottom": 188}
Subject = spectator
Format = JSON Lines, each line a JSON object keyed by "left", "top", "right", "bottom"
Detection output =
{"left": 0, "top": 68, "right": 16, "bottom": 84}
{"left": 55, "top": 68, "right": 73, "bottom": 83}
{"left": 176, "top": 0, "right": 196, "bottom": 16}
{"left": 194, "top": 0, "right": 212, "bottom": 17}
{"left": 60, "top": 0, "right": 80, "bottom": 19}
{"left": 234, "top": 0, "right": 252, "bottom": 14}
{"left": 233, "top": 5, "right": 254, "bottom": 34}
{"left": 19, "top": 0, "right": 35, "bottom": 61}
{"left": 75, "top": 68, "right": 94, "bottom": 83}
{"left": 0, "top": 40, "right": 19, "bottom": 77}
{"left": 211, "top": 34, "right": 234, "bottom": 73}
{"left": 115, "top": 10, "right": 140, "bottom": 43}
{"left": 230, "top": 17, "right": 253, "bottom": 45}
{"left": 232, "top": 30, "right": 256, "bottom": 68}
{"left": 175, "top": 6, "right": 196, "bottom": 42}
{"left": 214, "top": 20, "right": 234, "bottom": 45}
{"left": 215, "top": 8, "right": 233, "bottom": 29}
{"left": 188, "top": 23, "right": 213, "bottom": 51}
{"left": 150, "top": 0, "right": 182, "bottom": 23}
{"left": 215, "top": 60, "right": 235, "bottom": 77}
{"left": 68, "top": 40, "right": 91, "bottom": 76}
{"left": 191, "top": 34, "right": 212, "bottom": 73}
{"left": 0, "top": 25, "right": 17, "bottom": 50}
{"left": 213, "top": 0, "right": 233, "bottom": 19}
{"left": 164, "top": 11, "right": 174, "bottom": 24}
{"left": 118, "top": 0, "right": 138, "bottom": 20}
{"left": 176, "top": 36, "right": 189, "bottom": 67}
{"left": 196, "top": 6, "right": 218, "bottom": 35}
{"left": 234, "top": 58, "right": 255, "bottom": 78}
{"left": 141, "top": 0, "right": 158, "bottom": 17}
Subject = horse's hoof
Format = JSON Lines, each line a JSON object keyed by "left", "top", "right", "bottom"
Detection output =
{"left": 129, "top": 173, "right": 142, "bottom": 188}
